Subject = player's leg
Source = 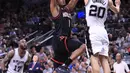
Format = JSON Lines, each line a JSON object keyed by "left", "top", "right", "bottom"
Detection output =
{"left": 52, "top": 37, "right": 86, "bottom": 73}
{"left": 99, "top": 30, "right": 110, "bottom": 73}
{"left": 52, "top": 55, "right": 70, "bottom": 73}
{"left": 91, "top": 54, "right": 100, "bottom": 73}
{"left": 52, "top": 36, "right": 66, "bottom": 67}
{"left": 99, "top": 55, "right": 110, "bottom": 73}
{"left": 99, "top": 40, "right": 110, "bottom": 73}
{"left": 88, "top": 31, "right": 103, "bottom": 73}
{"left": 70, "top": 44, "right": 86, "bottom": 60}
{"left": 52, "top": 36, "right": 73, "bottom": 73}
{"left": 64, "top": 38, "right": 86, "bottom": 67}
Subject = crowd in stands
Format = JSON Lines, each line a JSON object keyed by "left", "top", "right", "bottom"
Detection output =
{"left": 0, "top": 0, "right": 52, "bottom": 53}
{"left": 0, "top": 0, "right": 130, "bottom": 73}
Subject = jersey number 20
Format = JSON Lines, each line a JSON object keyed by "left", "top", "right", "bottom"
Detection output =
{"left": 89, "top": 5, "right": 106, "bottom": 18}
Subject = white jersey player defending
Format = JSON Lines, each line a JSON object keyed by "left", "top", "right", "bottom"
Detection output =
{"left": 84, "top": 0, "right": 120, "bottom": 73}
{"left": 1, "top": 39, "right": 31, "bottom": 73}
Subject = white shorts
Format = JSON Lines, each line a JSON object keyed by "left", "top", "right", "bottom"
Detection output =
{"left": 88, "top": 26, "right": 109, "bottom": 57}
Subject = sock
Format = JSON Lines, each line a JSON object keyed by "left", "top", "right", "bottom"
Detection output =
{"left": 64, "top": 57, "right": 72, "bottom": 67}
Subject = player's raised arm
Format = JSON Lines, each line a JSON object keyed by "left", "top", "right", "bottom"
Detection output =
{"left": 50, "top": 0, "right": 59, "bottom": 17}
{"left": 50, "top": 0, "right": 56, "bottom": 11}
{"left": 65, "top": 0, "right": 78, "bottom": 11}
{"left": 1, "top": 50, "right": 14, "bottom": 71}
{"left": 108, "top": 0, "right": 120, "bottom": 13}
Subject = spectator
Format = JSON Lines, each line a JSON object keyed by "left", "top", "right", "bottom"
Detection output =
{"left": 113, "top": 53, "right": 130, "bottom": 73}
{"left": 37, "top": 47, "right": 47, "bottom": 63}
{"left": 29, "top": 46, "right": 37, "bottom": 61}
{"left": 43, "top": 62, "right": 53, "bottom": 73}
{"left": 48, "top": 61, "right": 53, "bottom": 69}
{"left": 71, "top": 67, "right": 78, "bottom": 73}
{"left": 28, "top": 55, "right": 41, "bottom": 73}
{"left": 73, "top": 62, "right": 80, "bottom": 73}
{"left": 79, "top": 62, "right": 88, "bottom": 73}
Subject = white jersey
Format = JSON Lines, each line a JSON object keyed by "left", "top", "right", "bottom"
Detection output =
{"left": 85, "top": 0, "right": 108, "bottom": 27}
{"left": 7, "top": 48, "right": 29, "bottom": 73}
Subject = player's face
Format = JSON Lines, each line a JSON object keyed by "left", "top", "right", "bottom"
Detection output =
{"left": 57, "top": 0, "right": 66, "bottom": 6}
{"left": 19, "top": 39, "right": 27, "bottom": 50}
